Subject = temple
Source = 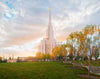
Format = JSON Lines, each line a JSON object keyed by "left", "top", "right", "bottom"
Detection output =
{"left": 41, "top": 7, "right": 57, "bottom": 54}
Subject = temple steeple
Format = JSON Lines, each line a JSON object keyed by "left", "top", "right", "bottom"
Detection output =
{"left": 49, "top": 7, "right": 51, "bottom": 25}
{"left": 47, "top": 7, "right": 53, "bottom": 39}
{"left": 41, "top": 7, "right": 57, "bottom": 54}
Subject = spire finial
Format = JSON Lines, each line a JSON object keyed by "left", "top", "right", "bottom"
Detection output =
{"left": 49, "top": 7, "right": 51, "bottom": 25}
{"left": 49, "top": 7, "right": 51, "bottom": 11}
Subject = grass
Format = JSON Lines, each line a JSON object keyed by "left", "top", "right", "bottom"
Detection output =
{"left": 0, "top": 62, "right": 95, "bottom": 79}
{"left": 73, "top": 60, "right": 100, "bottom": 67}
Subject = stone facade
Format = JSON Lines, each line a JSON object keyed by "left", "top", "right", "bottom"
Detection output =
{"left": 41, "top": 8, "right": 57, "bottom": 54}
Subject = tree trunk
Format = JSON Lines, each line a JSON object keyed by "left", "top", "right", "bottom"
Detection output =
{"left": 88, "top": 55, "right": 91, "bottom": 76}
{"left": 73, "top": 57, "right": 75, "bottom": 61}
{"left": 65, "top": 56, "right": 67, "bottom": 63}
{"left": 54, "top": 59, "right": 55, "bottom": 61}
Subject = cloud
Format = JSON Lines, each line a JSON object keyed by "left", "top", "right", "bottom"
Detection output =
{"left": 51, "top": 0, "right": 100, "bottom": 41}
{"left": 0, "top": 37, "right": 42, "bottom": 57}
{"left": 0, "top": 0, "right": 100, "bottom": 57}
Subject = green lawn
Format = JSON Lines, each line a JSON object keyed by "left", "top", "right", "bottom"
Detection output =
{"left": 0, "top": 62, "right": 93, "bottom": 79}
{"left": 73, "top": 60, "right": 100, "bottom": 67}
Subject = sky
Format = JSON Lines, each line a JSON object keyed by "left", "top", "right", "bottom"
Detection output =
{"left": 0, "top": 0, "right": 100, "bottom": 57}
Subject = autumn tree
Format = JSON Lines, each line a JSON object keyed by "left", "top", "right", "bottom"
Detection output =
{"left": 45, "top": 53, "right": 50, "bottom": 61}
{"left": 0, "top": 57, "right": 2, "bottom": 62}
{"left": 36, "top": 52, "right": 43, "bottom": 61}
{"left": 52, "top": 47, "right": 59, "bottom": 61}
{"left": 93, "top": 46, "right": 99, "bottom": 60}
{"left": 83, "top": 25, "right": 96, "bottom": 76}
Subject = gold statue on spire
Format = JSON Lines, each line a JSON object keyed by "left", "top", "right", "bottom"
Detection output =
{"left": 49, "top": 7, "right": 51, "bottom": 11}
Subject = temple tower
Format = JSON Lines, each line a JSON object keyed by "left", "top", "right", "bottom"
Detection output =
{"left": 41, "top": 7, "right": 57, "bottom": 54}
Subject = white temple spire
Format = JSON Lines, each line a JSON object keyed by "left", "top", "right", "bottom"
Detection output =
{"left": 49, "top": 7, "right": 51, "bottom": 25}
{"left": 41, "top": 7, "right": 57, "bottom": 54}
{"left": 47, "top": 7, "right": 53, "bottom": 39}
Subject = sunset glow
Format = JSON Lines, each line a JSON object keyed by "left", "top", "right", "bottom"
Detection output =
{"left": 0, "top": 0, "right": 100, "bottom": 57}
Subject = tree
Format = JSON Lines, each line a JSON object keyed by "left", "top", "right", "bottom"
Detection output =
{"left": 67, "top": 25, "right": 99, "bottom": 76}
{"left": 36, "top": 52, "right": 42, "bottom": 61}
{"left": 93, "top": 46, "right": 99, "bottom": 60}
{"left": 0, "top": 57, "right": 2, "bottom": 62}
{"left": 83, "top": 25, "right": 96, "bottom": 76}
{"left": 17, "top": 57, "right": 20, "bottom": 62}
{"left": 78, "top": 31, "right": 88, "bottom": 60}
{"left": 45, "top": 53, "right": 50, "bottom": 61}
{"left": 52, "top": 47, "right": 58, "bottom": 61}
{"left": 52, "top": 45, "right": 67, "bottom": 61}
{"left": 9, "top": 57, "right": 12, "bottom": 60}
{"left": 42, "top": 53, "right": 46, "bottom": 61}
{"left": 68, "top": 32, "right": 80, "bottom": 61}
{"left": 68, "top": 54, "right": 73, "bottom": 61}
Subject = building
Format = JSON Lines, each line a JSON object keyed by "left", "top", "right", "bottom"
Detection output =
{"left": 18, "top": 57, "right": 38, "bottom": 62}
{"left": 7, "top": 59, "right": 17, "bottom": 63}
{"left": 41, "top": 7, "right": 57, "bottom": 54}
